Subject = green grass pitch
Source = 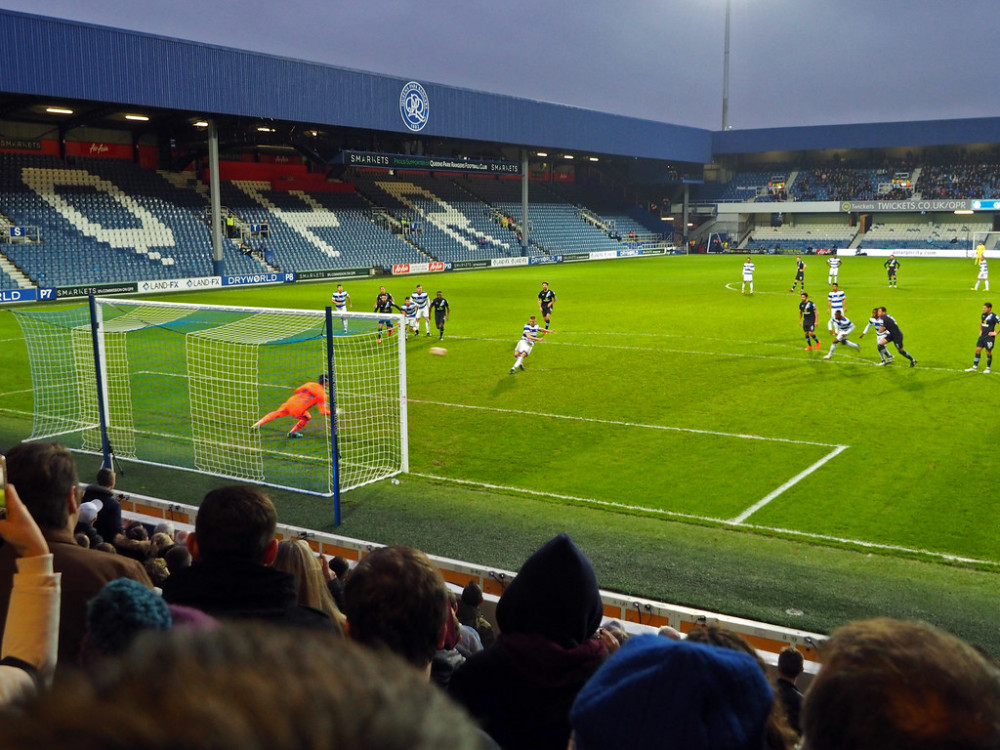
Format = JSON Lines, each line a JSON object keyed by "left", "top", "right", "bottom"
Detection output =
{"left": 1, "top": 254, "right": 998, "bottom": 648}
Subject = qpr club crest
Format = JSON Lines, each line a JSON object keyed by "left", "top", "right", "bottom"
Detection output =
{"left": 400, "top": 81, "right": 429, "bottom": 132}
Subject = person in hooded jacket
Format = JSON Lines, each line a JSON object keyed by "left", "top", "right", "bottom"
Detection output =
{"left": 448, "top": 534, "right": 608, "bottom": 750}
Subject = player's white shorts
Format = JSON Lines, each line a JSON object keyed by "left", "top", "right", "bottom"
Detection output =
{"left": 514, "top": 339, "right": 534, "bottom": 356}
{"left": 334, "top": 305, "right": 348, "bottom": 316}
{"left": 829, "top": 269, "right": 839, "bottom": 279}
{"left": 406, "top": 316, "right": 418, "bottom": 331}
{"left": 979, "top": 270, "right": 989, "bottom": 280}
{"left": 416, "top": 306, "right": 430, "bottom": 319}
{"left": 877, "top": 335, "right": 889, "bottom": 347}
{"left": 742, "top": 274, "right": 753, "bottom": 282}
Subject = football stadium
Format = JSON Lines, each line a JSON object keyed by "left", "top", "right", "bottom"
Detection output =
{"left": 0, "top": 6, "right": 999, "bottom": 746}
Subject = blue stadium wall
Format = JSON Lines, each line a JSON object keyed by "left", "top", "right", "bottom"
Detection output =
{"left": 0, "top": 10, "right": 711, "bottom": 164}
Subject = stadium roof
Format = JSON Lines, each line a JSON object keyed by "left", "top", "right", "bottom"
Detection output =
{"left": 3, "top": 9, "right": 1000, "bottom": 169}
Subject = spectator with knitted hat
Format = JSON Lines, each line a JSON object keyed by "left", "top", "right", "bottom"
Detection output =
{"left": 449, "top": 533, "right": 608, "bottom": 750}
{"left": 569, "top": 634, "right": 773, "bottom": 750}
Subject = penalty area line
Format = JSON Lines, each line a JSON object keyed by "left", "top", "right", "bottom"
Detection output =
{"left": 410, "top": 399, "right": 842, "bottom": 448}
{"left": 728, "top": 444, "right": 849, "bottom": 524}
{"left": 409, "top": 471, "right": 999, "bottom": 568}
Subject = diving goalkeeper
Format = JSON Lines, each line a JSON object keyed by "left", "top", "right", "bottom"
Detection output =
{"left": 252, "top": 374, "right": 329, "bottom": 439}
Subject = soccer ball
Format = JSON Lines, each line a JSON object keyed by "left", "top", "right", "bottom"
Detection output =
{"left": 429, "top": 347, "right": 447, "bottom": 356}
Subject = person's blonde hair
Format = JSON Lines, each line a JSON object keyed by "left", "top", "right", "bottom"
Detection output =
{"left": 272, "top": 539, "right": 346, "bottom": 634}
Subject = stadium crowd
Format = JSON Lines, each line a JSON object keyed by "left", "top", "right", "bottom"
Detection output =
{"left": 0, "top": 440, "right": 997, "bottom": 749}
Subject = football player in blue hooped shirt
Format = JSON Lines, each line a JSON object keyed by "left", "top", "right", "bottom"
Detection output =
{"left": 510, "top": 315, "right": 547, "bottom": 374}
{"left": 412, "top": 284, "right": 431, "bottom": 336}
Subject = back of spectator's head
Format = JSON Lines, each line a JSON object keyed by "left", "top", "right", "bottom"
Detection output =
{"left": 144, "top": 557, "right": 170, "bottom": 588}
{"left": 461, "top": 580, "right": 483, "bottom": 608}
{"left": 190, "top": 486, "right": 277, "bottom": 565}
{"left": 125, "top": 523, "right": 149, "bottom": 542}
{"left": 329, "top": 555, "right": 351, "bottom": 580}
{"left": 95, "top": 542, "right": 117, "bottom": 555}
{"left": 150, "top": 532, "right": 173, "bottom": 557}
{"left": 570, "top": 634, "right": 772, "bottom": 750}
{"left": 777, "top": 646, "right": 804, "bottom": 680}
{"left": 273, "top": 539, "right": 345, "bottom": 633}
{"left": 96, "top": 466, "right": 115, "bottom": 489}
{"left": 163, "top": 544, "right": 191, "bottom": 574}
{"left": 802, "top": 618, "right": 1000, "bottom": 750}
{"left": 154, "top": 521, "right": 175, "bottom": 539}
{"left": 5, "top": 441, "right": 78, "bottom": 530}
{"left": 496, "top": 533, "right": 603, "bottom": 649}
{"left": 0, "top": 623, "right": 484, "bottom": 750}
{"left": 344, "top": 546, "right": 448, "bottom": 670}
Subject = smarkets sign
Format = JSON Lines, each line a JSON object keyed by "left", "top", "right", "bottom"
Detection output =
{"left": 400, "top": 81, "right": 429, "bottom": 132}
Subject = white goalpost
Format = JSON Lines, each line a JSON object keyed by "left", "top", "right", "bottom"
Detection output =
{"left": 12, "top": 297, "right": 408, "bottom": 513}
{"left": 971, "top": 231, "right": 1000, "bottom": 258}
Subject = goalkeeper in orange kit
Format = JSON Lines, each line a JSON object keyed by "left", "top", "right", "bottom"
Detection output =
{"left": 252, "top": 374, "right": 329, "bottom": 439}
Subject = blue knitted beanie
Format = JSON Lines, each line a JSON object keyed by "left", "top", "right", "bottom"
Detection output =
{"left": 570, "top": 634, "right": 773, "bottom": 750}
{"left": 86, "top": 577, "right": 173, "bottom": 656}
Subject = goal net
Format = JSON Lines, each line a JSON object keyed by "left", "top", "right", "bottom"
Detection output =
{"left": 12, "top": 298, "right": 408, "bottom": 499}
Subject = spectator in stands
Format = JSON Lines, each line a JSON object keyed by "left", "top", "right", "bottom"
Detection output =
{"left": 73, "top": 500, "right": 104, "bottom": 549}
{"left": 802, "top": 618, "right": 1000, "bottom": 750}
{"left": 149, "top": 531, "right": 174, "bottom": 558}
{"left": 343, "top": 545, "right": 449, "bottom": 675}
{"left": 0, "top": 442, "right": 152, "bottom": 665}
{"left": 114, "top": 521, "right": 151, "bottom": 562}
{"left": 163, "top": 543, "right": 191, "bottom": 575}
{"left": 272, "top": 539, "right": 345, "bottom": 635}
{"left": 431, "top": 591, "right": 466, "bottom": 689}
{"left": 320, "top": 553, "right": 349, "bottom": 612}
{"left": 686, "top": 624, "right": 797, "bottom": 750}
{"left": 161, "top": 485, "right": 335, "bottom": 631}
{"left": 0, "top": 483, "right": 59, "bottom": 706}
{"left": 78, "top": 577, "right": 218, "bottom": 672}
{"left": 81, "top": 467, "right": 123, "bottom": 543}
{"left": 449, "top": 533, "right": 608, "bottom": 750}
{"left": 0, "top": 623, "right": 487, "bottom": 750}
{"left": 776, "top": 646, "right": 804, "bottom": 736}
{"left": 143, "top": 557, "right": 170, "bottom": 588}
{"left": 569, "top": 634, "right": 773, "bottom": 750}
{"left": 457, "top": 580, "right": 495, "bottom": 648}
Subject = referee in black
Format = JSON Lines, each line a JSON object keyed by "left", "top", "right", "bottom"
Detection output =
{"left": 537, "top": 281, "right": 556, "bottom": 330}
{"left": 876, "top": 307, "right": 917, "bottom": 367}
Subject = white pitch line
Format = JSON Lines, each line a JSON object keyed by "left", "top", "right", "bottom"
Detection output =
{"left": 410, "top": 399, "right": 843, "bottom": 447}
{"left": 729, "top": 444, "right": 850, "bottom": 524}
{"left": 410, "top": 471, "right": 999, "bottom": 568}
{"left": 724, "top": 282, "right": 789, "bottom": 296}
